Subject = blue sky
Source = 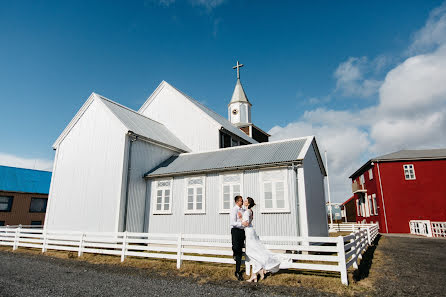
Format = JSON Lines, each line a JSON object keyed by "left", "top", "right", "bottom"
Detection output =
{"left": 1, "top": 0, "right": 445, "bottom": 202}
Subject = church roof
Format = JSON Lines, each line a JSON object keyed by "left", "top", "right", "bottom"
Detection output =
{"left": 139, "top": 81, "right": 257, "bottom": 144}
{"left": 97, "top": 95, "right": 190, "bottom": 152}
{"left": 0, "top": 165, "right": 52, "bottom": 194}
{"left": 229, "top": 79, "right": 251, "bottom": 106}
{"left": 145, "top": 136, "right": 315, "bottom": 178}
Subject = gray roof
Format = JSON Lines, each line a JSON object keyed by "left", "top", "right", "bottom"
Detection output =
{"left": 98, "top": 95, "right": 190, "bottom": 152}
{"left": 229, "top": 79, "right": 251, "bottom": 106}
{"left": 166, "top": 82, "right": 257, "bottom": 144}
{"left": 373, "top": 149, "right": 446, "bottom": 161}
{"left": 349, "top": 148, "right": 446, "bottom": 178}
{"left": 145, "top": 137, "right": 311, "bottom": 177}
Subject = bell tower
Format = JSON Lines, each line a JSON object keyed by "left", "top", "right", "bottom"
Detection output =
{"left": 228, "top": 61, "right": 252, "bottom": 125}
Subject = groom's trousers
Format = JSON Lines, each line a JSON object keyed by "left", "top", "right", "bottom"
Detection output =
{"left": 231, "top": 228, "right": 245, "bottom": 274}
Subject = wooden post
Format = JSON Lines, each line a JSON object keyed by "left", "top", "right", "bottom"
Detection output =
{"left": 42, "top": 229, "right": 47, "bottom": 253}
{"left": 13, "top": 225, "right": 21, "bottom": 251}
{"left": 337, "top": 236, "right": 348, "bottom": 285}
{"left": 121, "top": 232, "right": 127, "bottom": 262}
{"left": 176, "top": 233, "right": 182, "bottom": 269}
{"left": 78, "top": 233, "right": 85, "bottom": 257}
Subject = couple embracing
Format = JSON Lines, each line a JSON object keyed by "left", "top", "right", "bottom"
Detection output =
{"left": 230, "top": 195, "right": 284, "bottom": 282}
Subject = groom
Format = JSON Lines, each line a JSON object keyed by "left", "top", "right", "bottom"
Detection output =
{"left": 230, "top": 195, "right": 249, "bottom": 281}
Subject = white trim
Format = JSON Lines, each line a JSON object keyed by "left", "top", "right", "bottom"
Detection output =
{"left": 152, "top": 178, "right": 173, "bottom": 215}
{"left": 377, "top": 162, "right": 389, "bottom": 233}
{"left": 259, "top": 168, "right": 290, "bottom": 214}
{"left": 184, "top": 176, "right": 206, "bottom": 214}
{"left": 219, "top": 172, "right": 244, "bottom": 214}
{"left": 297, "top": 136, "right": 315, "bottom": 160}
{"left": 297, "top": 167, "right": 308, "bottom": 237}
{"left": 43, "top": 147, "right": 59, "bottom": 231}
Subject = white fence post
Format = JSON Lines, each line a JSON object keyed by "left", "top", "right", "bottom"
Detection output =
{"left": 13, "top": 225, "right": 21, "bottom": 251}
{"left": 121, "top": 232, "right": 127, "bottom": 262}
{"left": 351, "top": 232, "right": 358, "bottom": 269}
{"left": 337, "top": 236, "right": 348, "bottom": 285}
{"left": 42, "top": 229, "right": 47, "bottom": 253}
{"left": 366, "top": 227, "right": 371, "bottom": 245}
{"left": 78, "top": 233, "right": 85, "bottom": 257}
{"left": 176, "top": 233, "right": 182, "bottom": 269}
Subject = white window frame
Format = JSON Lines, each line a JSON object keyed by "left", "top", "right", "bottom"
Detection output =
{"left": 184, "top": 176, "right": 206, "bottom": 214}
{"left": 359, "top": 174, "right": 365, "bottom": 185}
{"left": 372, "top": 194, "right": 378, "bottom": 215}
{"left": 403, "top": 164, "right": 416, "bottom": 180}
{"left": 152, "top": 178, "right": 173, "bottom": 215}
{"left": 356, "top": 199, "right": 360, "bottom": 216}
{"left": 368, "top": 195, "right": 373, "bottom": 216}
{"left": 260, "top": 169, "right": 290, "bottom": 213}
{"left": 219, "top": 172, "right": 243, "bottom": 214}
{"left": 368, "top": 168, "right": 373, "bottom": 180}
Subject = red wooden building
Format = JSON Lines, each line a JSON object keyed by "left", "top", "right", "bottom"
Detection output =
{"left": 349, "top": 149, "right": 446, "bottom": 233}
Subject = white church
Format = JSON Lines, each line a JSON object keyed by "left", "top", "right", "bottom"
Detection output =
{"left": 45, "top": 62, "right": 328, "bottom": 238}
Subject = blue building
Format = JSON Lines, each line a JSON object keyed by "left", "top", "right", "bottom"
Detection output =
{"left": 0, "top": 166, "right": 52, "bottom": 226}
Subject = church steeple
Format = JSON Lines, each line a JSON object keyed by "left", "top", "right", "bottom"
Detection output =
{"left": 228, "top": 61, "right": 252, "bottom": 125}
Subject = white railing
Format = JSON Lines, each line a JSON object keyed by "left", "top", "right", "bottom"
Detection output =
{"left": 0, "top": 224, "right": 379, "bottom": 285}
{"left": 329, "top": 223, "right": 377, "bottom": 233}
{"left": 410, "top": 220, "right": 446, "bottom": 237}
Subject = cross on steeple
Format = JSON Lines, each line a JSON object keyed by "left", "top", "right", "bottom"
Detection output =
{"left": 232, "top": 61, "right": 244, "bottom": 79}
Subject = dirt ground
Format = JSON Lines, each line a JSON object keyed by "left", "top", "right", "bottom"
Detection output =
{"left": 0, "top": 234, "right": 445, "bottom": 296}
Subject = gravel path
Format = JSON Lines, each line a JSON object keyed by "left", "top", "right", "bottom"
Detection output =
{"left": 0, "top": 251, "right": 335, "bottom": 297}
{"left": 371, "top": 235, "right": 446, "bottom": 297}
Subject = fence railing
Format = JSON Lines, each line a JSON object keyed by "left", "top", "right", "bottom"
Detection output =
{"left": 0, "top": 224, "right": 379, "bottom": 285}
{"left": 409, "top": 220, "right": 446, "bottom": 237}
{"left": 329, "top": 223, "right": 377, "bottom": 233}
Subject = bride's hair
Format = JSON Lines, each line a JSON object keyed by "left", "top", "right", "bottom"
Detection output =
{"left": 247, "top": 197, "right": 256, "bottom": 209}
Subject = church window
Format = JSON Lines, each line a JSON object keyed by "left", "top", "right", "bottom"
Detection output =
{"left": 152, "top": 179, "right": 172, "bottom": 214}
{"left": 260, "top": 169, "right": 289, "bottom": 213}
{"left": 220, "top": 173, "right": 242, "bottom": 213}
{"left": 403, "top": 164, "right": 416, "bottom": 180}
{"left": 185, "top": 176, "right": 206, "bottom": 214}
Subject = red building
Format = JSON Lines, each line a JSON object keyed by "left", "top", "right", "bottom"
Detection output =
{"left": 349, "top": 149, "right": 446, "bottom": 233}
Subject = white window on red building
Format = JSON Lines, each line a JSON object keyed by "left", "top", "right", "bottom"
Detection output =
{"left": 368, "top": 195, "right": 373, "bottom": 216}
{"left": 368, "top": 168, "right": 373, "bottom": 180}
{"left": 359, "top": 174, "right": 365, "bottom": 185}
{"left": 403, "top": 164, "right": 416, "bottom": 180}
{"left": 372, "top": 194, "right": 378, "bottom": 215}
{"left": 356, "top": 199, "right": 360, "bottom": 216}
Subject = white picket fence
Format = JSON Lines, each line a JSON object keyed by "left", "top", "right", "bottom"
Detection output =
{"left": 409, "top": 220, "right": 446, "bottom": 237}
{"left": 329, "top": 223, "right": 378, "bottom": 233}
{"left": 0, "top": 224, "right": 379, "bottom": 285}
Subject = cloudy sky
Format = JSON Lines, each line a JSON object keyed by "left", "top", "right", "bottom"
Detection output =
{"left": 0, "top": 1, "right": 445, "bottom": 202}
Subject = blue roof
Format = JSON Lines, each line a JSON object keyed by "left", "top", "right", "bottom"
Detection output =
{"left": 0, "top": 166, "right": 52, "bottom": 194}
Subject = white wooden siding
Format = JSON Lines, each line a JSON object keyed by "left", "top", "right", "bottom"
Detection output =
{"left": 125, "top": 140, "right": 178, "bottom": 232}
{"left": 145, "top": 168, "right": 299, "bottom": 236}
{"left": 45, "top": 98, "right": 128, "bottom": 232}
{"left": 139, "top": 84, "right": 221, "bottom": 152}
{"left": 304, "top": 142, "right": 329, "bottom": 237}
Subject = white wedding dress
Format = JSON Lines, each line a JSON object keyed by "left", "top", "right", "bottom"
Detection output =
{"left": 243, "top": 209, "right": 282, "bottom": 274}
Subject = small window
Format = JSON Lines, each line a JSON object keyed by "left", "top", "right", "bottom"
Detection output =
{"left": 368, "top": 168, "right": 373, "bottom": 180}
{"left": 403, "top": 164, "right": 416, "bottom": 180}
{"left": 185, "top": 176, "right": 206, "bottom": 214}
{"left": 359, "top": 174, "right": 365, "bottom": 185}
{"left": 231, "top": 139, "right": 239, "bottom": 147}
{"left": 30, "top": 221, "right": 42, "bottom": 226}
{"left": 0, "top": 196, "right": 13, "bottom": 212}
{"left": 29, "top": 198, "right": 48, "bottom": 213}
{"left": 372, "top": 194, "right": 378, "bottom": 215}
{"left": 260, "top": 169, "right": 289, "bottom": 213}
{"left": 368, "top": 195, "right": 373, "bottom": 216}
{"left": 0, "top": 221, "right": 5, "bottom": 226}
{"left": 356, "top": 199, "right": 360, "bottom": 216}
{"left": 152, "top": 179, "right": 173, "bottom": 214}
{"left": 220, "top": 173, "right": 242, "bottom": 213}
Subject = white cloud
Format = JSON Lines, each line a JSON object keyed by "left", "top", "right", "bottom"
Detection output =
{"left": 408, "top": 2, "right": 446, "bottom": 54}
{"left": 271, "top": 2, "right": 446, "bottom": 203}
{"left": 189, "top": 0, "right": 226, "bottom": 11}
{"left": 334, "top": 57, "right": 382, "bottom": 98}
{"left": 0, "top": 153, "right": 53, "bottom": 171}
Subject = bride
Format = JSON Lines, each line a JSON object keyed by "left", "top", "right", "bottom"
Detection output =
{"left": 242, "top": 197, "right": 282, "bottom": 282}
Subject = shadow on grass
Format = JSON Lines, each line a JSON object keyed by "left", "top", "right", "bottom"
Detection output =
{"left": 352, "top": 234, "right": 381, "bottom": 282}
